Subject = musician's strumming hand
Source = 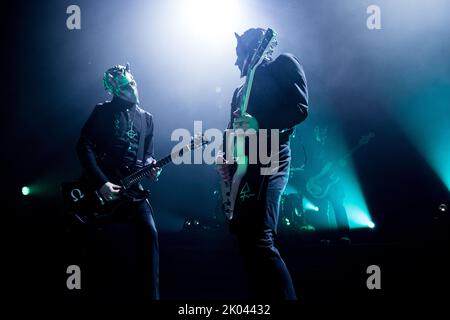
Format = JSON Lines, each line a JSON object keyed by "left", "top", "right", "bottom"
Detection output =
{"left": 147, "top": 159, "right": 162, "bottom": 181}
{"left": 216, "top": 152, "right": 233, "bottom": 182}
{"left": 99, "top": 182, "right": 122, "bottom": 201}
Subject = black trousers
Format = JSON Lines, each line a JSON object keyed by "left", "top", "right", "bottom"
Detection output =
{"left": 327, "top": 183, "right": 350, "bottom": 234}
{"left": 231, "top": 161, "right": 297, "bottom": 300}
{"left": 83, "top": 200, "right": 159, "bottom": 302}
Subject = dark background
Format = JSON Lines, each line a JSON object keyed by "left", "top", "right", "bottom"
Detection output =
{"left": 4, "top": 0, "right": 449, "bottom": 307}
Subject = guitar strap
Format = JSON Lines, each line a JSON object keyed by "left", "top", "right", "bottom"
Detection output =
{"left": 136, "top": 107, "right": 146, "bottom": 168}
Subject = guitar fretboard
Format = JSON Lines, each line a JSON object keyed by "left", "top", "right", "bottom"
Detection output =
{"left": 121, "top": 143, "right": 193, "bottom": 189}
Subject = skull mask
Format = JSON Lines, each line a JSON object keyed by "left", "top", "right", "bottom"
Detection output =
{"left": 103, "top": 63, "right": 139, "bottom": 104}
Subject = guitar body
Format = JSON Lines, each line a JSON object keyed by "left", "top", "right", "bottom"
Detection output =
{"left": 62, "top": 175, "right": 149, "bottom": 225}
{"left": 222, "top": 114, "right": 258, "bottom": 219}
{"left": 62, "top": 134, "right": 209, "bottom": 225}
{"left": 305, "top": 162, "right": 340, "bottom": 199}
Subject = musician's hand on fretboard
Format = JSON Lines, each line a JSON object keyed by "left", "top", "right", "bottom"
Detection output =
{"left": 146, "top": 159, "right": 162, "bottom": 181}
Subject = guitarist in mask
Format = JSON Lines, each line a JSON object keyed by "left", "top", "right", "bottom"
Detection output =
{"left": 76, "top": 63, "right": 161, "bottom": 300}
{"left": 311, "top": 125, "right": 350, "bottom": 237}
{"left": 217, "top": 28, "right": 309, "bottom": 300}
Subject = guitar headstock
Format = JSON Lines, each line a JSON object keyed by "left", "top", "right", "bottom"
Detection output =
{"left": 359, "top": 132, "right": 375, "bottom": 145}
{"left": 246, "top": 28, "right": 278, "bottom": 76}
{"left": 190, "top": 133, "right": 210, "bottom": 150}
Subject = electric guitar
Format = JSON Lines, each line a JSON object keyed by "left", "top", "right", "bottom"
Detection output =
{"left": 306, "top": 132, "right": 375, "bottom": 199}
{"left": 221, "top": 28, "right": 278, "bottom": 220}
{"left": 62, "top": 134, "right": 208, "bottom": 225}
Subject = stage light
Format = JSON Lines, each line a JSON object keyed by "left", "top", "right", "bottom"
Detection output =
{"left": 344, "top": 203, "right": 373, "bottom": 229}
{"left": 336, "top": 135, "right": 373, "bottom": 230}
{"left": 438, "top": 204, "right": 447, "bottom": 212}
{"left": 391, "top": 83, "right": 450, "bottom": 192}
{"left": 21, "top": 186, "right": 30, "bottom": 196}
{"left": 177, "top": 0, "right": 243, "bottom": 41}
{"left": 147, "top": 0, "right": 255, "bottom": 87}
{"left": 302, "top": 197, "right": 319, "bottom": 212}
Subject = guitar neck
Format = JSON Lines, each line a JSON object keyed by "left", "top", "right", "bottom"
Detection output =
{"left": 341, "top": 139, "right": 371, "bottom": 163}
{"left": 340, "top": 144, "right": 361, "bottom": 163}
{"left": 336, "top": 134, "right": 374, "bottom": 167}
{"left": 240, "top": 68, "right": 257, "bottom": 114}
{"left": 155, "top": 154, "right": 173, "bottom": 168}
{"left": 121, "top": 143, "right": 192, "bottom": 189}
